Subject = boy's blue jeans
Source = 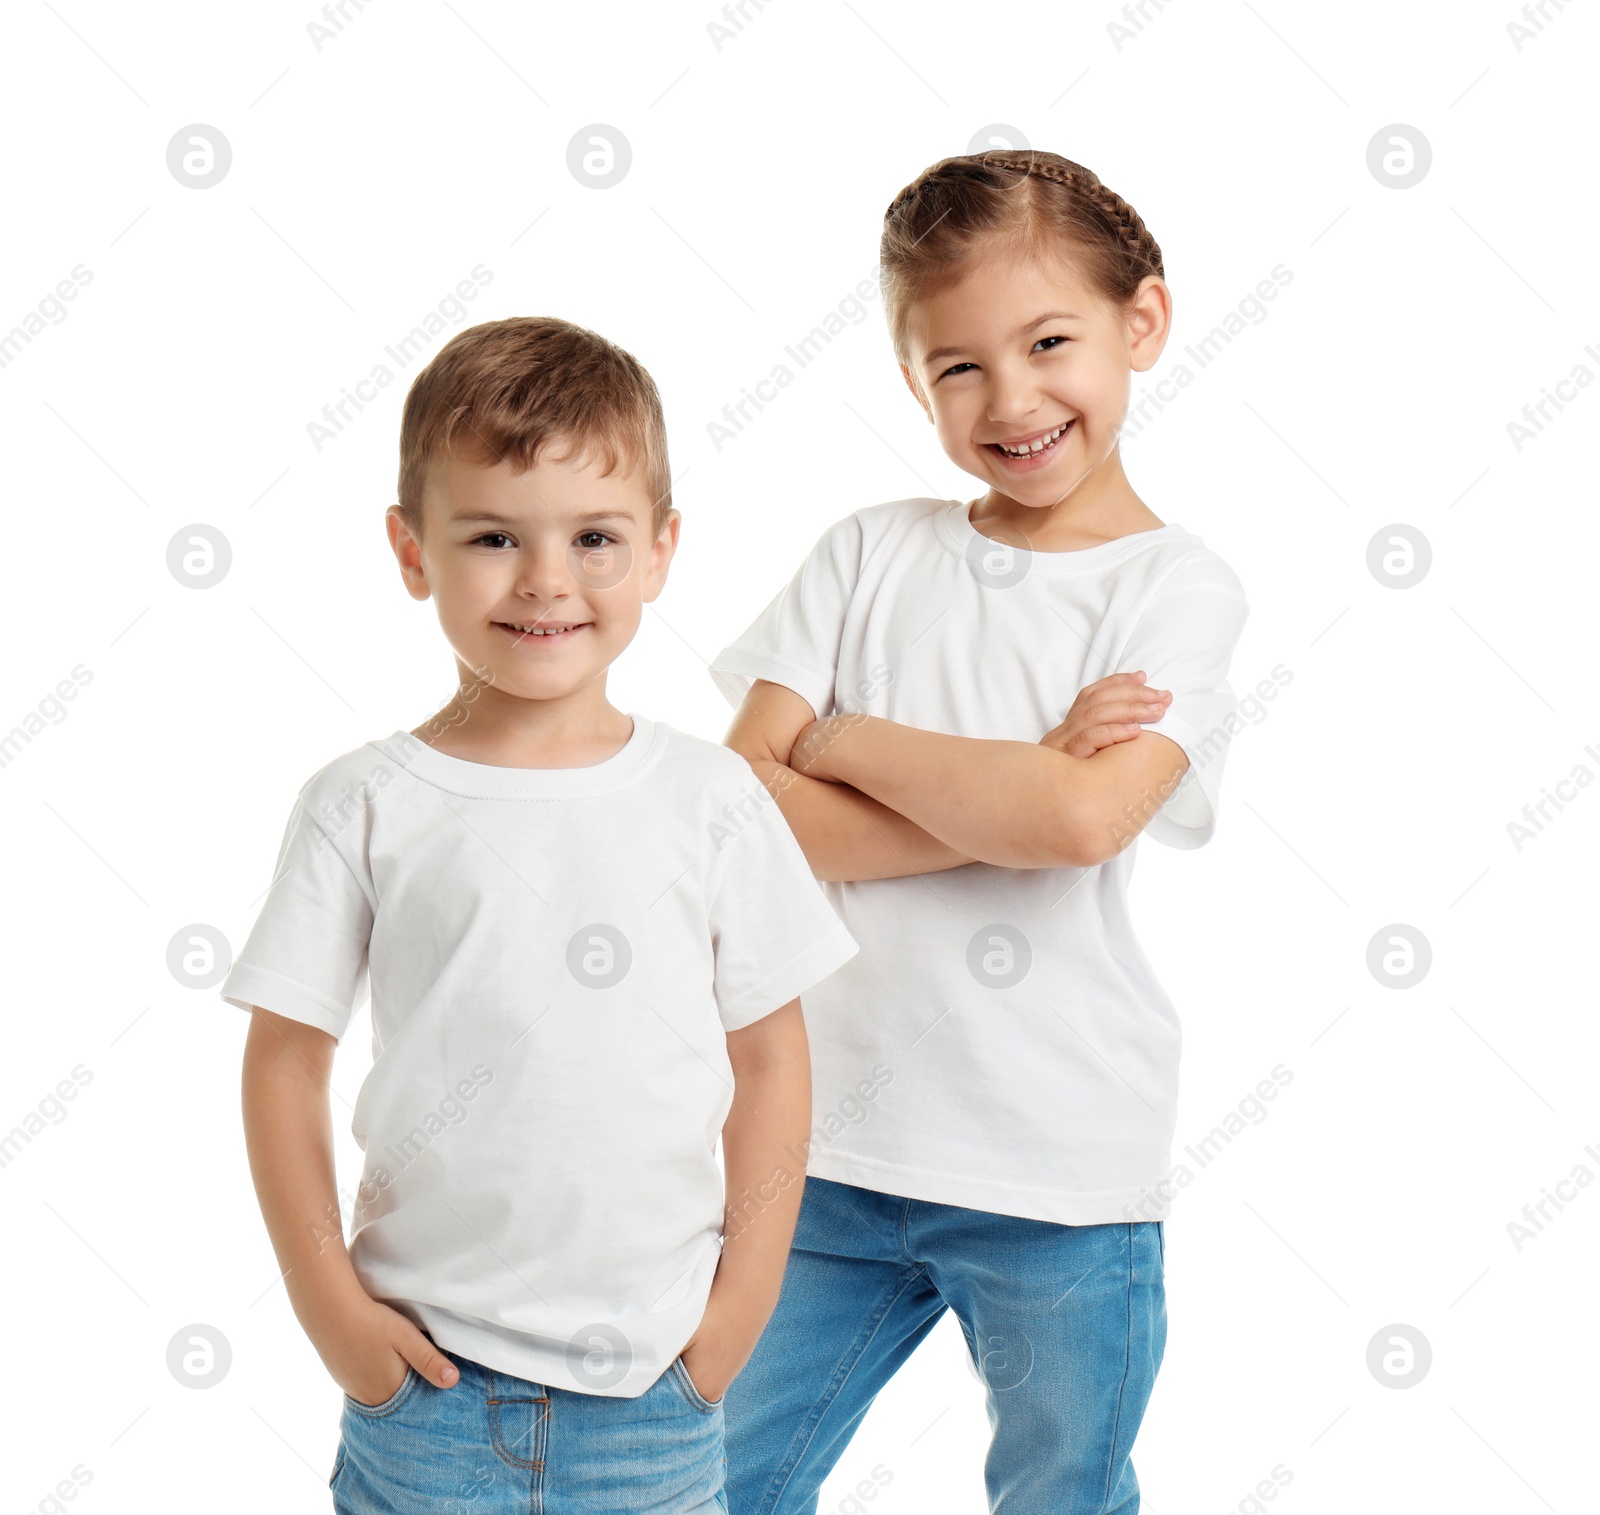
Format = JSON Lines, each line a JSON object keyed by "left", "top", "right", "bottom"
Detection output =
{"left": 330, "top": 1344, "right": 727, "bottom": 1513}
{"left": 724, "top": 1177, "right": 1166, "bottom": 1515}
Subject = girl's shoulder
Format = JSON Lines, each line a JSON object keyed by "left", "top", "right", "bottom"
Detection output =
{"left": 826, "top": 495, "right": 949, "bottom": 538}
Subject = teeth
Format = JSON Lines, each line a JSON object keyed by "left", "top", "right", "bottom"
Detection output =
{"left": 507, "top": 623, "right": 575, "bottom": 635}
{"left": 997, "top": 422, "right": 1068, "bottom": 457}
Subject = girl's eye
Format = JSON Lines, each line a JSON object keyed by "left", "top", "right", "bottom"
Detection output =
{"left": 939, "top": 362, "right": 976, "bottom": 379}
{"left": 574, "top": 530, "right": 616, "bottom": 550}
{"left": 1034, "top": 335, "right": 1067, "bottom": 352}
{"left": 471, "top": 531, "right": 514, "bottom": 550}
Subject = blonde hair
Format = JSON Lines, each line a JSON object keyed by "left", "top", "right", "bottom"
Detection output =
{"left": 880, "top": 149, "right": 1165, "bottom": 373}
{"left": 396, "top": 316, "right": 672, "bottom": 533}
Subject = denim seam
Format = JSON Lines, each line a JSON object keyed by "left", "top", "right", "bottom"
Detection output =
{"left": 485, "top": 1370, "right": 549, "bottom": 1475}
{"left": 1101, "top": 1225, "right": 1137, "bottom": 1510}
{"left": 761, "top": 1263, "right": 929, "bottom": 1515}
{"left": 671, "top": 1355, "right": 725, "bottom": 1414}
{"left": 343, "top": 1365, "right": 419, "bottom": 1419}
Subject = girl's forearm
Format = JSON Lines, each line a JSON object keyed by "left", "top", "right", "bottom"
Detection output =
{"left": 793, "top": 714, "right": 1090, "bottom": 869}
{"left": 743, "top": 756, "right": 975, "bottom": 881}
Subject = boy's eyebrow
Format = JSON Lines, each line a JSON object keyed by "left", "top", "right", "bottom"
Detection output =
{"left": 450, "top": 507, "right": 641, "bottom": 525}
{"left": 922, "top": 312, "right": 1084, "bottom": 366}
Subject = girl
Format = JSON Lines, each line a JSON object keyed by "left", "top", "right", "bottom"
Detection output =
{"left": 707, "top": 149, "right": 1250, "bottom": 1513}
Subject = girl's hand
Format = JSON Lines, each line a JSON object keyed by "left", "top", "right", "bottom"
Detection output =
{"left": 1040, "top": 671, "right": 1171, "bottom": 758}
{"left": 313, "top": 1293, "right": 460, "bottom": 1405}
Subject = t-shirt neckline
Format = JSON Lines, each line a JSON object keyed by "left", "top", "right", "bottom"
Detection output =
{"left": 935, "top": 497, "right": 1190, "bottom": 575}
{"left": 371, "top": 712, "right": 659, "bottom": 799}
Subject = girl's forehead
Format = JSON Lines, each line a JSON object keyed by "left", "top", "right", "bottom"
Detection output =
{"left": 905, "top": 254, "right": 1105, "bottom": 349}
{"left": 942, "top": 245, "right": 1094, "bottom": 302}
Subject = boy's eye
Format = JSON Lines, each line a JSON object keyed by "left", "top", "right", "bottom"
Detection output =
{"left": 939, "top": 362, "right": 976, "bottom": 379}
{"left": 471, "top": 531, "right": 514, "bottom": 550}
{"left": 574, "top": 530, "right": 616, "bottom": 550}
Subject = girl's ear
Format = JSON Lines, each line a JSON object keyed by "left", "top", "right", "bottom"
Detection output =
{"left": 899, "top": 363, "right": 934, "bottom": 422}
{"left": 1125, "top": 275, "right": 1173, "bottom": 373}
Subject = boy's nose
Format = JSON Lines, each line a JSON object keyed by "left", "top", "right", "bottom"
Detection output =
{"left": 513, "top": 550, "right": 575, "bottom": 597}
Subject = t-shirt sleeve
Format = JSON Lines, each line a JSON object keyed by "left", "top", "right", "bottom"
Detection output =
{"left": 1118, "top": 550, "right": 1251, "bottom": 850}
{"left": 219, "top": 793, "right": 374, "bottom": 1042}
{"left": 708, "top": 511, "right": 864, "bottom": 720}
{"left": 706, "top": 784, "right": 859, "bottom": 1032}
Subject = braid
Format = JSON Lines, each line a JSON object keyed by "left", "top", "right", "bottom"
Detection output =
{"left": 880, "top": 148, "right": 1165, "bottom": 363}
{"left": 1017, "top": 157, "right": 1163, "bottom": 279}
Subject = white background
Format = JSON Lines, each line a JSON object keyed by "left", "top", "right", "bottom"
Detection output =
{"left": 1, "top": 1, "right": 1596, "bottom": 1511}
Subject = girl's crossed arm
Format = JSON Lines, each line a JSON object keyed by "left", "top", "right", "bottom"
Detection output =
{"left": 725, "top": 672, "right": 1178, "bottom": 879}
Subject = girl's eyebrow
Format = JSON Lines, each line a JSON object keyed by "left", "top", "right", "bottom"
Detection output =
{"left": 923, "top": 312, "right": 1084, "bottom": 365}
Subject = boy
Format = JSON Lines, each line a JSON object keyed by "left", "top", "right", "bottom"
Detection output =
{"left": 226, "top": 316, "right": 858, "bottom": 1513}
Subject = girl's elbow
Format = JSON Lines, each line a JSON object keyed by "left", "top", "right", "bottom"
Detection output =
{"left": 1040, "top": 809, "right": 1120, "bottom": 869}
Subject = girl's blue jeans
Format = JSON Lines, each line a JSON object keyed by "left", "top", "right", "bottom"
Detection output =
{"left": 330, "top": 1344, "right": 727, "bottom": 1513}
{"left": 723, "top": 1176, "right": 1167, "bottom": 1515}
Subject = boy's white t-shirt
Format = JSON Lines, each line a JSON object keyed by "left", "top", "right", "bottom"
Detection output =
{"left": 709, "top": 498, "right": 1250, "bottom": 1226}
{"left": 220, "top": 714, "right": 858, "bottom": 1397}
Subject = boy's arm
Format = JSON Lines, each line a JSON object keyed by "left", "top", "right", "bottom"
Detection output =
{"left": 678, "top": 998, "right": 811, "bottom": 1405}
{"left": 793, "top": 714, "right": 1191, "bottom": 870}
{"left": 241, "top": 1006, "right": 461, "bottom": 1401}
{"left": 724, "top": 680, "right": 976, "bottom": 881}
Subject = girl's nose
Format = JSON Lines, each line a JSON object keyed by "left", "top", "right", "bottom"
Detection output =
{"left": 986, "top": 363, "right": 1045, "bottom": 427}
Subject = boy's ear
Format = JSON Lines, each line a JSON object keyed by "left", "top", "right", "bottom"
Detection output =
{"left": 386, "top": 504, "right": 432, "bottom": 601}
{"left": 899, "top": 363, "right": 933, "bottom": 423}
{"left": 642, "top": 508, "right": 681, "bottom": 605}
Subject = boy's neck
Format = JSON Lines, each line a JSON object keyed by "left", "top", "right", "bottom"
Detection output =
{"left": 412, "top": 679, "right": 635, "bottom": 769}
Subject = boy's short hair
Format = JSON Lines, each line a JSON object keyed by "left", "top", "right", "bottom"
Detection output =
{"left": 396, "top": 316, "right": 672, "bottom": 534}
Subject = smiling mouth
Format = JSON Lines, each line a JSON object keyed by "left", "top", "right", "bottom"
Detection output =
{"left": 986, "top": 420, "right": 1073, "bottom": 459}
{"left": 494, "top": 620, "right": 590, "bottom": 643}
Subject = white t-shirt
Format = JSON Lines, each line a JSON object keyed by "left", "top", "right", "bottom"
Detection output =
{"left": 709, "top": 498, "right": 1250, "bottom": 1225}
{"left": 221, "top": 714, "right": 858, "bottom": 1397}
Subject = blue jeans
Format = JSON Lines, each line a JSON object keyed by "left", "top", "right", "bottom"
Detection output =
{"left": 331, "top": 1344, "right": 727, "bottom": 1513}
{"left": 724, "top": 1177, "right": 1166, "bottom": 1514}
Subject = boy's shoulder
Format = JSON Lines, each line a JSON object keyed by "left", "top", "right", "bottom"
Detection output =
{"left": 288, "top": 734, "right": 405, "bottom": 794}
{"left": 285, "top": 733, "right": 416, "bottom": 831}
{"left": 647, "top": 719, "right": 762, "bottom": 796}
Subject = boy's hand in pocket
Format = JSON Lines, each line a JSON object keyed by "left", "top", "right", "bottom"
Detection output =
{"left": 1040, "top": 671, "right": 1171, "bottom": 758}
{"left": 315, "top": 1293, "right": 459, "bottom": 1405}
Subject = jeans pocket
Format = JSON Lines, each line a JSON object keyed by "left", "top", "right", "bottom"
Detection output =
{"left": 344, "top": 1364, "right": 419, "bottom": 1417}
{"left": 670, "top": 1354, "right": 725, "bottom": 1414}
{"left": 329, "top": 1440, "right": 347, "bottom": 1488}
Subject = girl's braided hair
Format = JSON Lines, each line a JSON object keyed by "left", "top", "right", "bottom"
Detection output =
{"left": 881, "top": 149, "right": 1165, "bottom": 372}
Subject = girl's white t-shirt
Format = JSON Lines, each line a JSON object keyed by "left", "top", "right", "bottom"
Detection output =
{"left": 221, "top": 714, "right": 858, "bottom": 1396}
{"left": 709, "top": 498, "right": 1251, "bottom": 1225}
